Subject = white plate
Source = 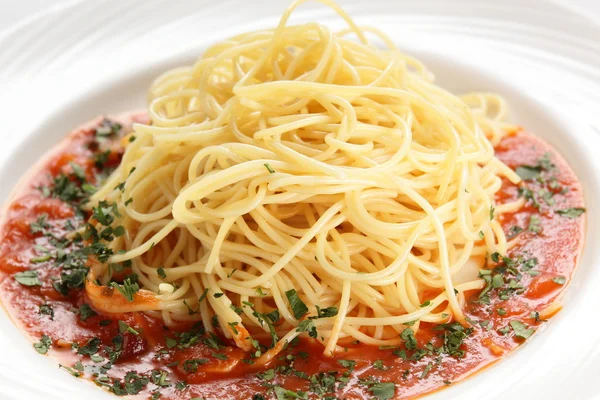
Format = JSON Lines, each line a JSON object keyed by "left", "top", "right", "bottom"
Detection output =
{"left": 1, "top": 1, "right": 600, "bottom": 399}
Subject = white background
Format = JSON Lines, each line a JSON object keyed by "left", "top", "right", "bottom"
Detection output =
{"left": 1, "top": 0, "right": 600, "bottom": 31}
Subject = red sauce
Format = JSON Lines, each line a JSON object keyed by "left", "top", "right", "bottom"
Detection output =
{"left": 0, "top": 118, "right": 585, "bottom": 400}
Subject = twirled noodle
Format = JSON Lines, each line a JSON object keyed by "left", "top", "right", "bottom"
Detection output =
{"left": 86, "top": 0, "right": 521, "bottom": 358}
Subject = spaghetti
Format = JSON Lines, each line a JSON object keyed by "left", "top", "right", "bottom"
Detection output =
{"left": 85, "top": 0, "right": 523, "bottom": 360}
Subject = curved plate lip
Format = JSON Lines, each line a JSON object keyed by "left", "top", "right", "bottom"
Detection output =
{"left": 0, "top": 1, "right": 600, "bottom": 400}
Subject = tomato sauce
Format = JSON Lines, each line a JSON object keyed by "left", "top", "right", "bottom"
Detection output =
{"left": 0, "top": 116, "right": 585, "bottom": 400}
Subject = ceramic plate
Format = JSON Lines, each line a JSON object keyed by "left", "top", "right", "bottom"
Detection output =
{"left": 1, "top": 1, "right": 599, "bottom": 399}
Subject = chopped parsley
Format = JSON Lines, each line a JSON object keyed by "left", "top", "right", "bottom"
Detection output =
{"left": 514, "top": 153, "right": 568, "bottom": 214}
{"left": 400, "top": 328, "right": 417, "bottom": 350}
{"left": 95, "top": 119, "right": 122, "bottom": 138}
{"left": 69, "top": 162, "right": 86, "bottom": 181}
{"left": 77, "top": 337, "right": 101, "bottom": 356}
{"left": 30, "top": 214, "right": 50, "bottom": 234}
{"left": 509, "top": 320, "right": 535, "bottom": 339}
{"left": 183, "top": 358, "right": 208, "bottom": 373}
{"left": 337, "top": 359, "right": 356, "bottom": 371}
{"left": 253, "top": 309, "right": 280, "bottom": 347}
{"left": 34, "top": 334, "right": 52, "bottom": 354}
{"left": 433, "top": 322, "right": 473, "bottom": 358}
{"left": 528, "top": 215, "right": 542, "bottom": 233}
{"left": 556, "top": 208, "right": 585, "bottom": 218}
{"left": 274, "top": 386, "right": 306, "bottom": 399}
{"left": 507, "top": 225, "right": 523, "bottom": 239}
{"left": 285, "top": 289, "right": 308, "bottom": 320}
{"left": 14, "top": 270, "right": 41, "bottom": 286}
{"left": 31, "top": 254, "right": 52, "bottom": 264}
{"left": 60, "top": 363, "right": 82, "bottom": 377}
{"left": 165, "top": 337, "right": 177, "bottom": 349}
{"left": 257, "top": 369, "right": 275, "bottom": 380}
{"left": 516, "top": 153, "right": 554, "bottom": 181}
{"left": 99, "top": 371, "right": 149, "bottom": 395}
{"left": 49, "top": 173, "right": 89, "bottom": 204}
{"left": 264, "top": 163, "right": 275, "bottom": 173}
{"left": 212, "top": 352, "right": 228, "bottom": 361}
{"left": 498, "top": 326, "right": 511, "bottom": 335}
{"left": 78, "top": 304, "right": 97, "bottom": 321}
{"left": 150, "top": 370, "right": 171, "bottom": 388}
{"left": 420, "top": 362, "right": 433, "bottom": 379}
{"left": 90, "top": 354, "right": 104, "bottom": 363}
{"left": 315, "top": 306, "right": 338, "bottom": 318}
{"left": 111, "top": 278, "right": 139, "bottom": 302}
{"left": 228, "top": 321, "right": 239, "bottom": 334}
{"left": 198, "top": 288, "right": 209, "bottom": 303}
{"left": 393, "top": 349, "right": 407, "bottom": 360}
{"left": 367, "top": 382, "right": 396, "bottom": 400}
{"left": 39, "top": 303, "right": 54, "bottom": 319}
{"left": 203, "top": 333, "right": 224, "bottom": 350}
{"left": 372, "top": 360, "right": 388, "bottom": 371}
{"left": 296, "top": 319, "right": 317, "bottom": 339}
{"left": 118, "top": 320, "right": 139, "bottom": 335}
{"left": 478, "top": 252, "right": 537, "bottom": 304}
{"left": 516, "top": 165, "right": 542, "bottom": 180}
{"left": 53, "top": 266, "right": 89, "bottom": 295}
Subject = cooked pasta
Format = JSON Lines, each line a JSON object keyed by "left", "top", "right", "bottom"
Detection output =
{"left": 85, "top": 0, "right": 522, "bottom": 360}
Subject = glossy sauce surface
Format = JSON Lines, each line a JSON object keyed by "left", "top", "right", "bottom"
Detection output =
{"left": 0, "top": 117, "right": 585, "bottom": 400}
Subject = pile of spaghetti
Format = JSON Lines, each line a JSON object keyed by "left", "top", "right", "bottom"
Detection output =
{"left": 85, "top": 0, "right": 521, "bottom": 361}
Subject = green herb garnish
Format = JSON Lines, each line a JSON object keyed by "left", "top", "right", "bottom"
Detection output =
{"left": 368, "top": 382, "right": 395, "bottom": 400}
{"left": 34, "top": 335, "right": 52, "bottom": 354}
{"left": 111, "top": 278, "right": 139, "bottom": 302}
{"left": 285, "top": 289, "right": 309, "bottom": 320}
{"left": 118, "top": 320, "right": 139, "bottom": 335}
{"left": 79, "top": 304, "right": 97, "bottom": 321}
{"left": 556, "top": 208, "right": 585, "bottom": 218}
{"left": 14, "top": 270, "right": 41, "bottom": 286}
{"left": 510, "top": 320, "right": 535, "bottom": 339}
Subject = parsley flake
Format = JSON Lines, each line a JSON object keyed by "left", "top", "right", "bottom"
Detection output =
{"left": 285, "top": 289, "right": 308, "bottom": 320}
{"left": 528, "top": 215, "right": 542, "bottom": 233}
{"left": 34, "top": 335, "right": 52, "bottom": 354}
{"left": 79, "top": 304, "right": 97, "bottom": 321}
{"left": 118, "top": 320, "right": 139, "bottom": 335}
{"left": 337, "top": 359, "right": 356, "bottom": 371}
{"left": 368, "top": 382, "right": 395, "bottom": 400}
{"left": 510, "top": 320, "right": 535, "bottom": 339}
{"left": 111, "top": 278, "right": 139, "bottom": 302}
{"left": 556, "top": 208, "right": 585, "bottom": 218}
{"left": 39, "top": 304, "right": 54, "bottom": 319}
{"left": 14, "top": 270, "right": 41, "bottom": 286}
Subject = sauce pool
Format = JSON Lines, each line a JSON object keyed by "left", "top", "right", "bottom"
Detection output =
{"left": 0, "top": 116, "right": 585, "bottom": 399}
